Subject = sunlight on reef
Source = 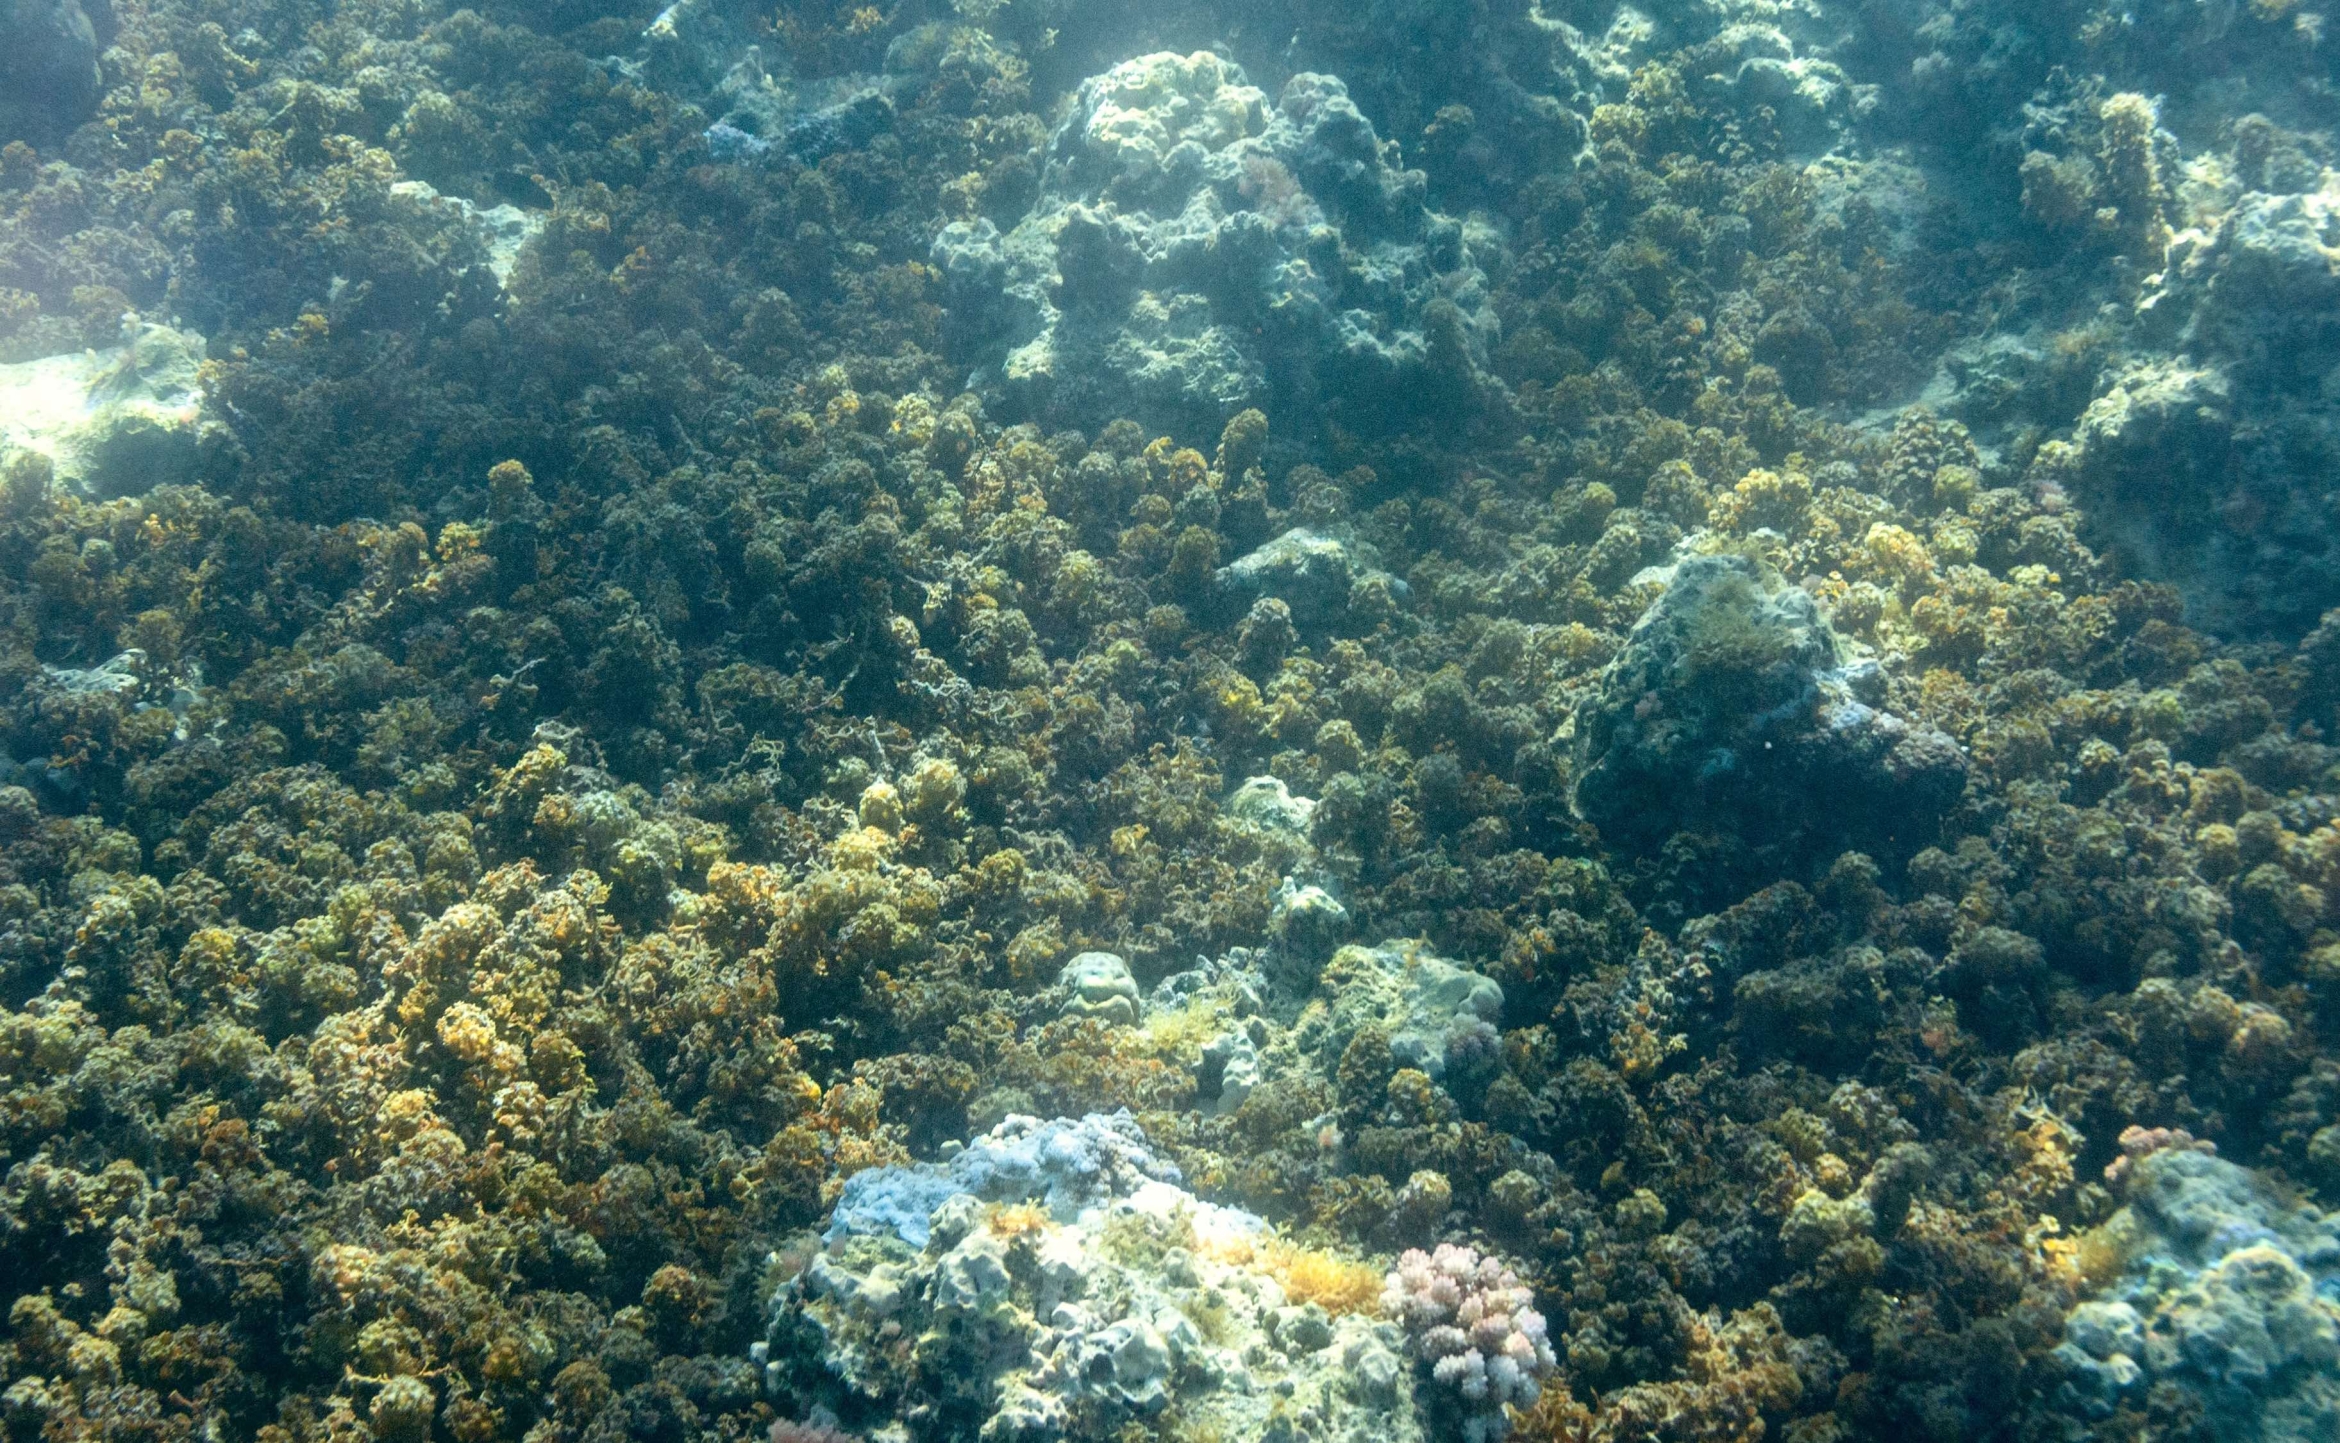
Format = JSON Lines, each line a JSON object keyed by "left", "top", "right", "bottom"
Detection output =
{"left": 0, "top": 322, "right": 209, "bottom": 498}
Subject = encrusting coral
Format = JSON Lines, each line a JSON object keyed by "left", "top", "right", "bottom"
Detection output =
{"left": 765, "top": 1112, "right": 1425, "bottom": 1442}
{"left": 2056, "top": 1130, "right": 2340, "bottom": 1442}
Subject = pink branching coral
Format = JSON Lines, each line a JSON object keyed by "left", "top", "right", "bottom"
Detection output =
{"left": 1382, "top": 1243, "right": 1557, "bottom": 1441}
{"left": 2103, "top": 1124, "right": 2217, "bottom": 1187}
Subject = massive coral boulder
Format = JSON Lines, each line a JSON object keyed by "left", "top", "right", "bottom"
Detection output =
{"left": 1570, "top": 554, "right": 1965, "bottom": 876}
{"left": 2058, "top": 361, "right": 2274, "bottom": 633}
{"left": 932, "top": 50, "right": 1498, "bottom": 441}
{"left": 1057, "top": 950, "right": 1142, "bottom": 1026}
{"left": 764, "top": 1113, "right": 1425, "bottom": 1443}
{"left": 2164, "top": 180, "right": 2340, "bottom": 388}
{"left": 1215, "top": 526, "right": 1408, "bottom": 631}
{"left": 2057, "top": 1139, "right": 2340, "bottom": 1442}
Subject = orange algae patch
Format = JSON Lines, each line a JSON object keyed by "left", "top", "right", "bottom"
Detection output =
{"left": 984, "top": 1202, "right": 1053, "bottom": 1239}
{"left": 1204, "top": 1235, "right": 1384, "bottom": 1316}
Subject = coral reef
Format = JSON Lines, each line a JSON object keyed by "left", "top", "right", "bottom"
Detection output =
{"left": 2, "top": 0, "right": 2340, "bottom": 1441}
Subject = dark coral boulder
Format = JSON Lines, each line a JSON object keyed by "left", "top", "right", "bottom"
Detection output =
{"left": 0, "top": 0, "right": 104, "bottom": 144}
{"left": 1570, "top": 554, "right": 1967, "bottom": 884}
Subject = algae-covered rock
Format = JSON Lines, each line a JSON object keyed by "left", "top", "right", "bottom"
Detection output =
{"left": 0, "top": 322, "right": 211, "bottom": 499}
{"left": 933, "top": 51, "right": 1497, "bottom": 439}
{"left": 1305, "top": 940, "right": 1504, "bottom": 1082}
{"left": 1226, "top": 775, "right": 1315, "bottom": 837}
{"left": 1270, "top": 877, "right": 1350, "bottom": 978}
{"left": 1570, "top": 554, "right": 1966, "bottom": 872}
{"left": 1216, "top": 527, "right": 1408, "bottom": 629}
{"left": 388, "top": 181, "right": 545, "bottom": 289}
{"left": 768, "top": 1112, "right": 1425, "bottom": 1443}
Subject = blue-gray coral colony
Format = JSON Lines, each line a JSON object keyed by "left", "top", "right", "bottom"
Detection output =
{"left": 5, "top": 0, "right": 2340, "bottom": 1441}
